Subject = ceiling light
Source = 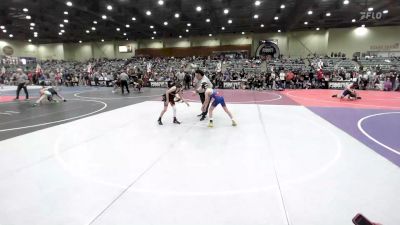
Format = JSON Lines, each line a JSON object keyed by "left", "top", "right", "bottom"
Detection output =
{"left": 209, "top": 34, "right": 212, "bottom": 37}
{"left": 9, "top": 34, "right": 13, "bottom": 38}
{"left": 158, "top": 0, "right": 164, "bottom": 5}
{"left": 326, "top": 12, "right": 331, "bottom": 16}
{"left": 30, "top": 27, "right": 34, "bottom": 30}
{"left": 164, "top": 21, "right": 168, "bottom": 25}
{"left": 0, "top": 26, "right": 4, "bottom": 29}
{"left": 23, "top": 8, "right": 29, "bottom": 12}
{"left": 26, "top": 15, "right": 31, "bottom": 20}
{"left": 187, "top": 23, "right": 191, "bottom": 27}
{"left": 132, "top": 17, "right": 136, "bottom": 21}
{"left": 126, "top": 24, "right": 130, "bottom": 28}
{"left": 260, "top": 24, "right": 264, "bottom": 27}
{"left": 221, "top": 26, "right": 225, "bottom": 30}
{"left": 153, "top": 31, "right": 157, "bottom": 34}
{"left": 383, "top": 10, "right": 388, "bottom": 14}
{"left": 150, "top": 25, "right": 154, "bottom": 29}
{"left": 255, "top": 1, "right": 261, "bottom": 6}
{"left": 59, "top": 32, "right": 62, "bottom": 35}
{"left": 274, "top": 16, "right": 279, "bottom": 20}
{"left": 146, "top": 10, "right": 151, "bottom": 16}
{"left": 343, "top": 0, "right": 349, "bottom": 5}
{"left": 196, "top": 6, "right": 202, "bottom": 12}
{"left": 223, "top": 9, "right": 229, "bottom": 14}
{"left": 64, "top": 11, "right": 68, "bottom": 15}
{"left": 352, "top": 19, "right": 356, "bottom": 22}
{"left": 116, "top": 28, "right": 120, "bottom": 31}
{"left": 308, "top": 10, "right": 313, "bottom": 15}
{"left": 151, "top": 37, "right": 155, "bottom": 39}
{"left": 361, "top": 24, "right": 365, "bottom": 27}
{"left": 280, "top": 4, "right": 285, "bottom": 9}
{"left": 93, "top": 21, "right": 97, "bottom": 24}
{"left": 241, "top": 32, "right": 245, "bottom": 35}
{"left": 316, "top": 27, "right": 320, "bottom": 31}
{"left": 102, "top": 15, "right": 107, "bottom": 20}
{"left": 66, "top": 1, "right": 72, "bottom": 7}
{"left": 30, "top": 23, "right": 35, "bottom": 26}
{"left": 304, "top": 21, "right": 308, "bottom": 25}
{"left": 206, "top": 18, "right": 210, "bottom": 22}
{"left": 186, "top": 29, "right": 189, "bottom": 32}
{"left": 228, "top": 19, "right": 232, "bottom": 24}
{"left": 86, "top": 30, "right": 90, "bottom": 33}
{"left": 253, "top": 14, "right": 259, "bottom": 19}
{"left": 123, "top": 32, "right": 127, "bottom": 36}
{"left": 61, "top": 29, "right": 65, "bottom": 33}
{"left": 107, "top": 5, "right": 112, "bottom": 10}
{"left": 2, "top": 30, "right": 6, "bottom": 33}
{"left": 91, "top": 27, "right": 96, "bottom": 30}
{"left": 79, "top": 40, "right": 82, "bottom": 43}
{"left": 28, "top": 39, "right": 32, "bottom": 42}
{"left": 367, "top": 7, "right": 373, "bottom": 12}
{"left": 278, "top": 29, "right": 281, "bottom": 32}
{"left": 179, "top": 35, "right": 182, "bottom": 38}
{"left": 64, "top": 19, "right": 69, "bottom": 23}
{"left": 101, "top": 39, "right": 104, "bottom": 42}
{"left": 33, "top": 32, "right": 38, "bottom": 34}
{"left": 175, "top": 13, "right": 180, "bottom": 18}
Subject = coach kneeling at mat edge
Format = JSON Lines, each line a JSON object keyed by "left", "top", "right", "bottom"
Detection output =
{"left": 195, "top": 69, "right": 213, "bottom": 121}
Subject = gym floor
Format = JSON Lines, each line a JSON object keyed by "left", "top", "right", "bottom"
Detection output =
{"left": 0, "top": 86, "right": 399, "bottom": 225}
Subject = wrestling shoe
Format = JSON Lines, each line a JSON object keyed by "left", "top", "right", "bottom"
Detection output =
{"left": 331, "top": 94, "right": 337, "bottom": 98}
{"left": 158, "top": 118, "right": 163, "bottom": 125}
{"left": 357, "top": 97, "right": 362, "bottom": 99}
{"left": 208, "top": 121, "right": 214, "bottom": 128}
{"left": 173, "top": 117, "right": 181, "bottom": 124}
{"left": 232, "top": 120, "right": 237, "bottom": 126}
{"left": 200, "top": 115, "right": 206, "bottom": 121}
{"left": 63, "top": 99, "right": 67, "bottom": 102}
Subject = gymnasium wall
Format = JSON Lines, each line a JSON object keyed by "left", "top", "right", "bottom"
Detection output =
{"left": 1, "top": 26, "right": 400, "bottom": 60}
{"left": 136, "top": 45, "right": 252, "bottom": 57}
{"left": 37, "top": 43, "right": 64, "bottom": 60}
{"left": 327, "top": 26, "right": 400, "bottom": 57}
{"left": 0, "top": 40, "right": 38, "bottom": 58}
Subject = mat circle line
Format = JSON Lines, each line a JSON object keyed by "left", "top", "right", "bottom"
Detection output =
{"left": 357, "top": 112, "right": 400, "bottom": 156}
{"left": 0, "top": 99, "right": 107, "bottom": 132}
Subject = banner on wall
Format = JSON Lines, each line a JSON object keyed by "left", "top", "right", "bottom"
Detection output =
{"left": 255, "top": 40, "right": 280, "bottom": 58}
{"left": 328, "top": 81, "right": 354, "bottom": 89}
{"left": 150, "top": 81, "right": 169, "bottom": 88}
{"left": 223, "top": 81, "right": 243, "bottom": 89}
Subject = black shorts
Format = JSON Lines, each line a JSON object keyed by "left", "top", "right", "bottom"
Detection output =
{"left": 342, "top": 89, "right": 356, "bottom": 97}
{"left": 162, "top": 94, "right": 175, "bottom": 106}
{"left": 48, "top": 88, "right": 57, "bottom": 95}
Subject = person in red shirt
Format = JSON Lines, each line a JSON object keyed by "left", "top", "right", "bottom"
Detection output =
{"left": 27, "top": 72, "right": 33, "bottom": 84}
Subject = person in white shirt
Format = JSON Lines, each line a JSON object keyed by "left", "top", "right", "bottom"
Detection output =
{"left": 119, "top": 72, "right": 130, "bottom": 94}
{"left": 14, "top": 68, "right": 29, "bottom": 100}
{"left": 194, "top": 69, "right": 213, "bottom": 121}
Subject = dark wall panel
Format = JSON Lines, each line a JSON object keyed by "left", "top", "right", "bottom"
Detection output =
{"left": 136, "top": 45, "right": 251, "bottom": 57}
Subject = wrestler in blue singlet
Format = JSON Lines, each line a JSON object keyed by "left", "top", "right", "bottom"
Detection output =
{"left": 210, "top": 89, "right": 226, "bottom": 107}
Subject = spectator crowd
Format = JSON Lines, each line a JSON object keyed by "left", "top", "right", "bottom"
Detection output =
{"left": 1, "top": 56, "right": 399, "bottom": 91}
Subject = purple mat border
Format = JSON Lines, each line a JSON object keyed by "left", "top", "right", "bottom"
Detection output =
{"left": 308, "top": 107, "right": 400, "bottom": 167}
